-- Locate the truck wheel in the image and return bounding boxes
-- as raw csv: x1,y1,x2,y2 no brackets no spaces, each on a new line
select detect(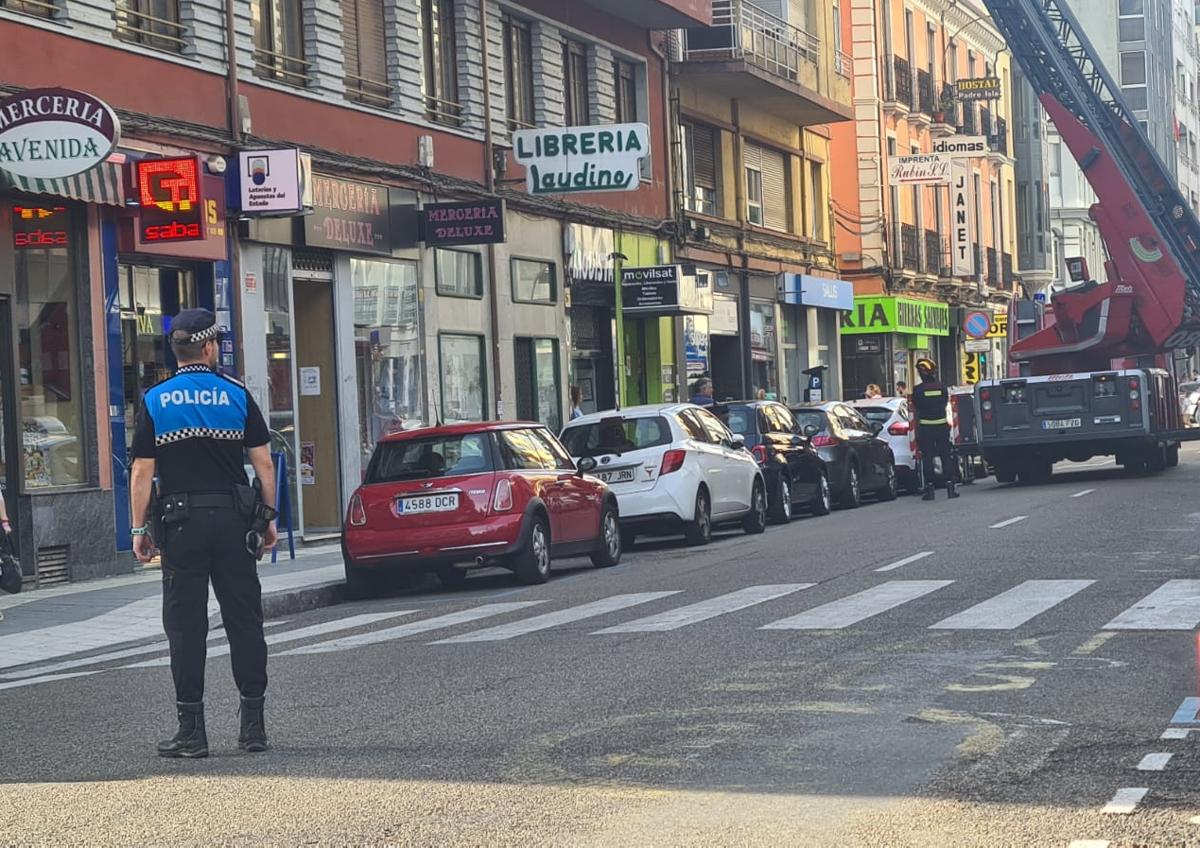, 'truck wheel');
1148,447,1168,473
1167,445,1181,468
994,465,1017,484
